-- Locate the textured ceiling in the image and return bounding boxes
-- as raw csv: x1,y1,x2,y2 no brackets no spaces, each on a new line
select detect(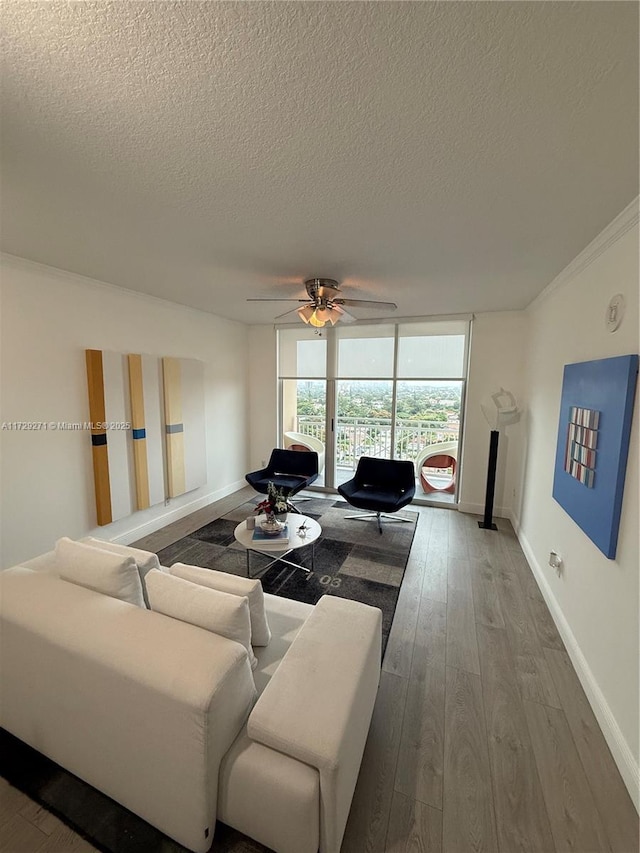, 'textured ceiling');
1,1,638,324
